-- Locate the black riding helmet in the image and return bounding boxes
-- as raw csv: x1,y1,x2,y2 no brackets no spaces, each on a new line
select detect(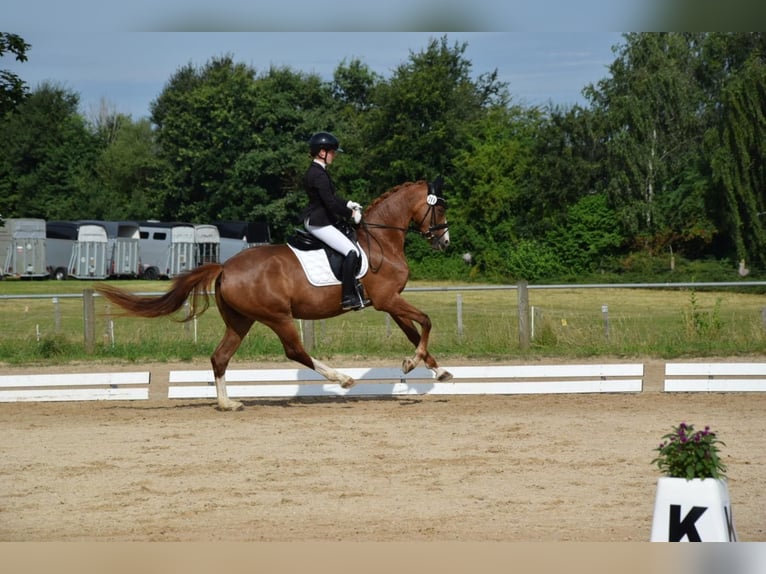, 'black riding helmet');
309,132,343,156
